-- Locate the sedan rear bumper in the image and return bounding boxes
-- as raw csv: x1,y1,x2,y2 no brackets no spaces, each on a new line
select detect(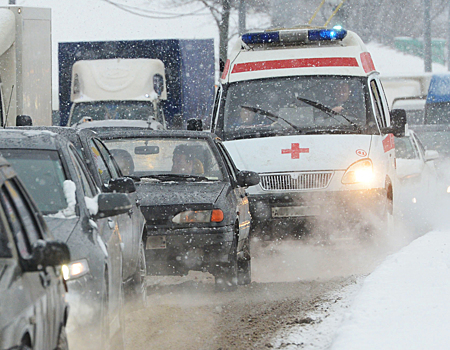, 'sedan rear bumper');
144,225,235,275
